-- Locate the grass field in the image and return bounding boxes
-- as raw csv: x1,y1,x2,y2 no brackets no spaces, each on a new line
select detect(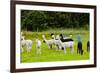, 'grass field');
21,28,90,63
